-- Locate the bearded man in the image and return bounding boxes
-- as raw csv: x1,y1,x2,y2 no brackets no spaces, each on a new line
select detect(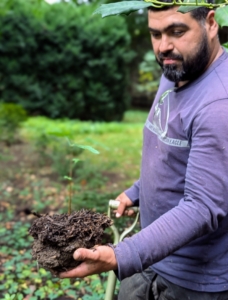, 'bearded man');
60,3,228,299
